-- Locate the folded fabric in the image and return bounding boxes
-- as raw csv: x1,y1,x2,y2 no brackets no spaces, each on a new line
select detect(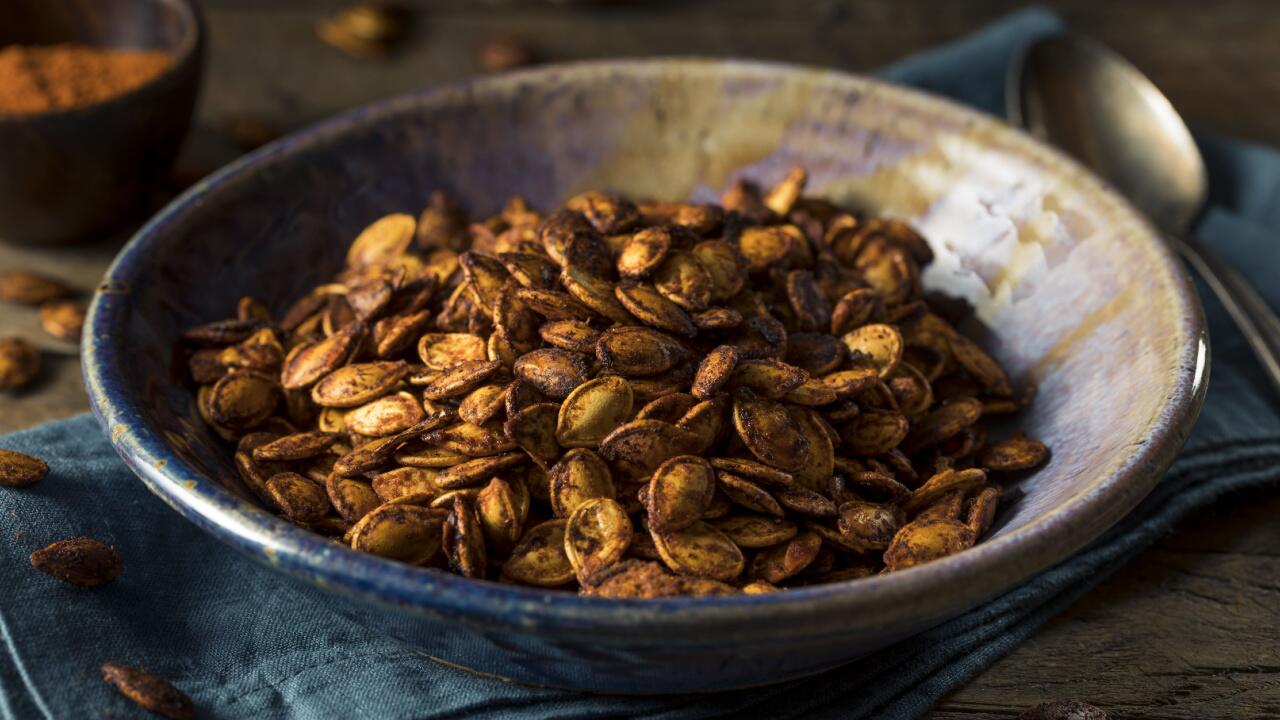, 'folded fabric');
3,7,1278,719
